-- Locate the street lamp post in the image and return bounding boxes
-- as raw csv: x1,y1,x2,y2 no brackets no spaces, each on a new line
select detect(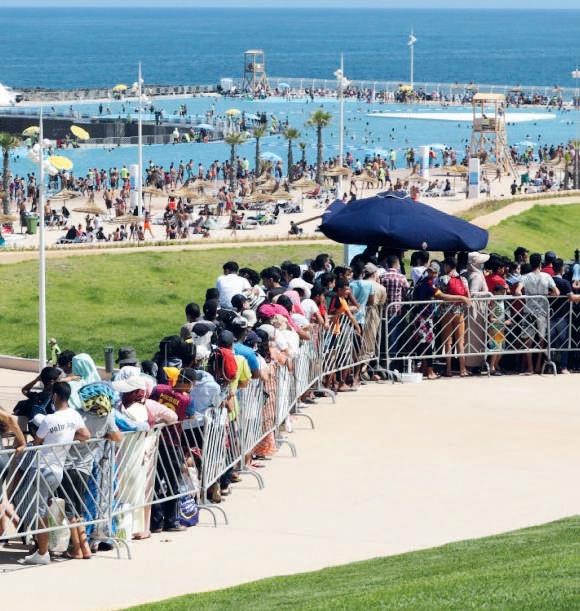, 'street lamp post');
408,30,417,90
137,62,143,218
572,68,580,189
334,55,349,199
38,107,47,370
